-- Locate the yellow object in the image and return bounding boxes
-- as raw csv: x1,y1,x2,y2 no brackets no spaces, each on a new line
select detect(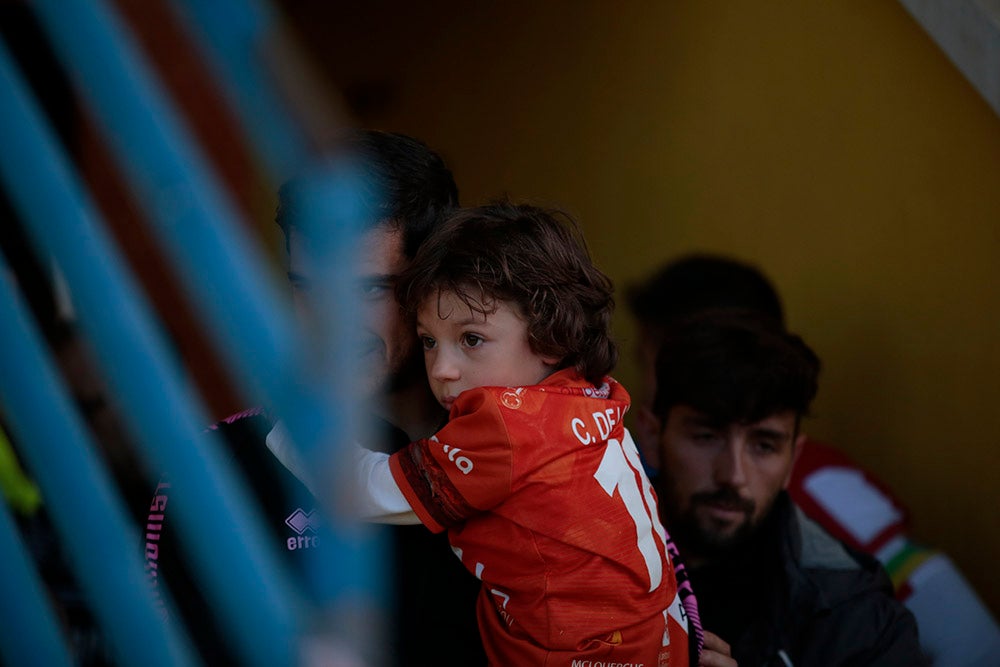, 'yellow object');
0,424,42,516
